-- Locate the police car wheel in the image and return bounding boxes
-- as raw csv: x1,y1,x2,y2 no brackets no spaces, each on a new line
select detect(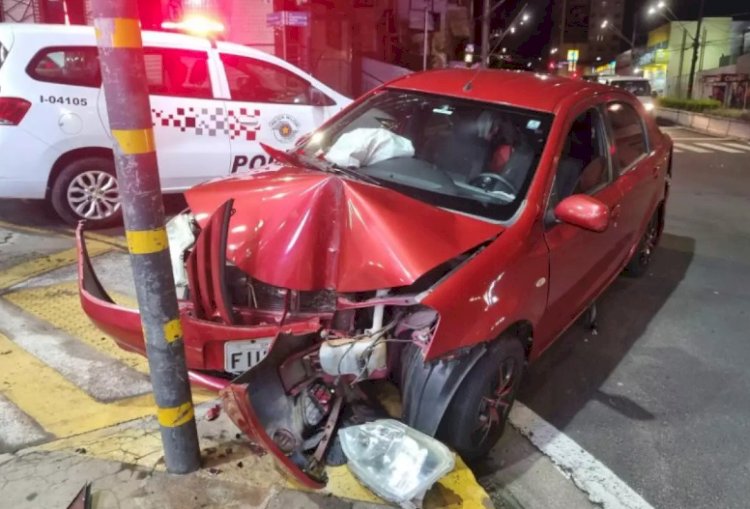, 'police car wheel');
51,157,122,229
